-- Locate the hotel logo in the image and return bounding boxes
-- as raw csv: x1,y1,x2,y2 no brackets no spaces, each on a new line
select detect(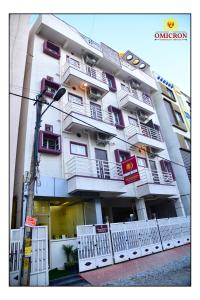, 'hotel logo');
154,18,187,40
